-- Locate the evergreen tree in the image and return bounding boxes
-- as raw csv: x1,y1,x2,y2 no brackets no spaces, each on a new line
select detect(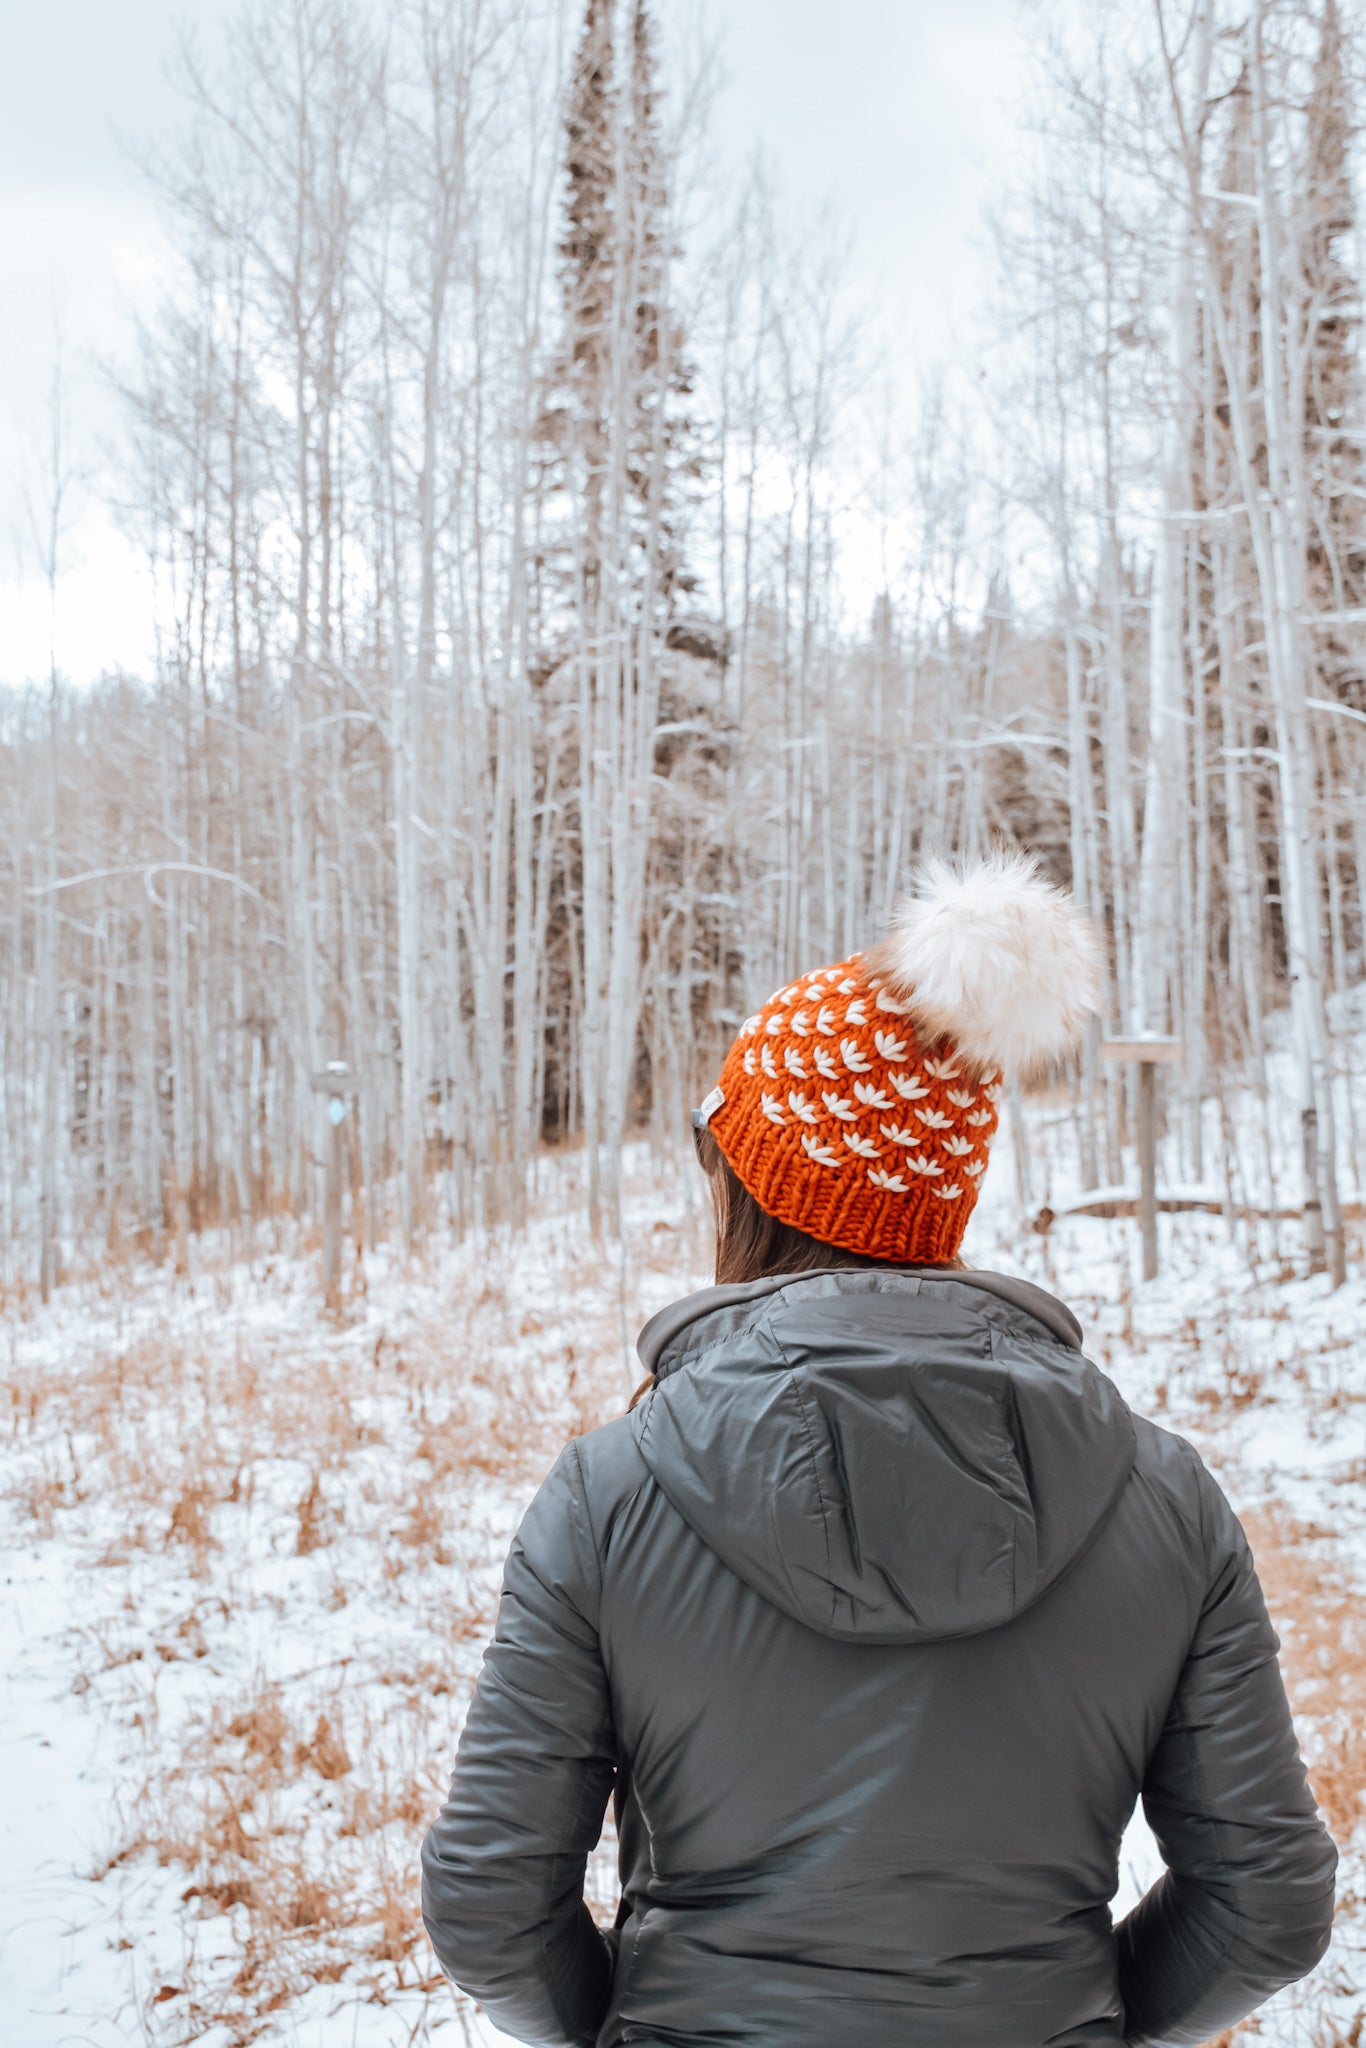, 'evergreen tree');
531,0,697,663
531,0,615,636
620,0,700,617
